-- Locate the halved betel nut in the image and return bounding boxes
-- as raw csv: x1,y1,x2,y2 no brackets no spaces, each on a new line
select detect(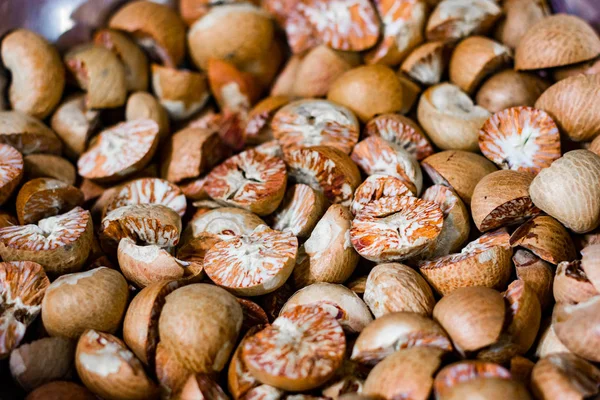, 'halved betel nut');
0,111,62,155
50,94,99,159
269,183,327,238
400,41,449,87
15,178,84,225
0,143,23,206
554,260,598,304
364,114,434,161
351,175,415,216
531,353,600,400
510,215,576,265
426,0,501,42
126,92,169,141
